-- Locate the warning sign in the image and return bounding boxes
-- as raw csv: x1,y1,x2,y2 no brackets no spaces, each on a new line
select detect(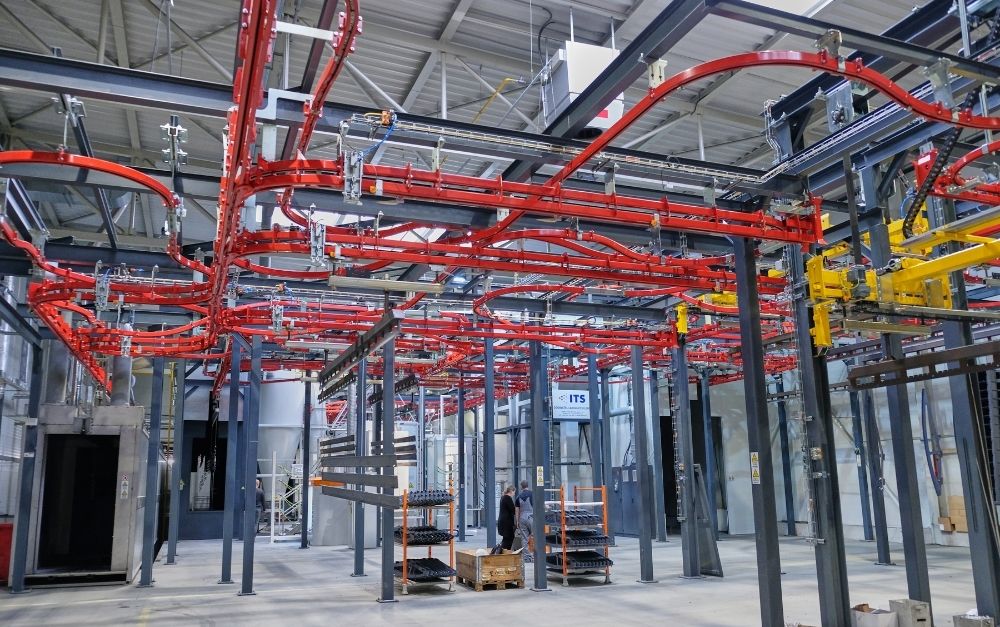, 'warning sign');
749,451,761,485
536,465,544,486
